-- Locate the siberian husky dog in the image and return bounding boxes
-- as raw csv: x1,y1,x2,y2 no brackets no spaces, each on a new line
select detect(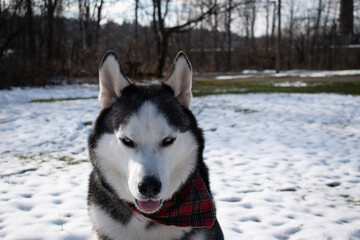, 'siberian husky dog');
87,51,224,240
